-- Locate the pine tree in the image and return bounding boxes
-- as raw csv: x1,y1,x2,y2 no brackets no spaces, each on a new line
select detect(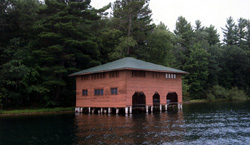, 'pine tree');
246,20,250,50
30,0,101,106
204,25,220,46
173,16,194,69
194,20,204,31
112,0,155,56
143,22,175,66
193,20,209,47
0,38,29,108
183,43,209,99
174,16,194,57
207,45,222,87
0,0,40,108
219,46,249,89
236,18,247,48
222,16,237,46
